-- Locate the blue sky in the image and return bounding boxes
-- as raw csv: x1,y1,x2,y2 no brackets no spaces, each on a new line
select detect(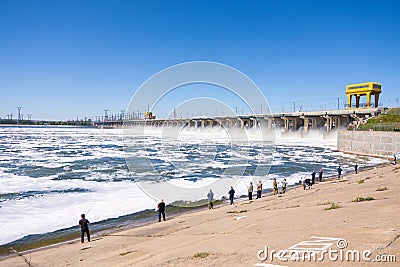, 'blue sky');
0,0,399,120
